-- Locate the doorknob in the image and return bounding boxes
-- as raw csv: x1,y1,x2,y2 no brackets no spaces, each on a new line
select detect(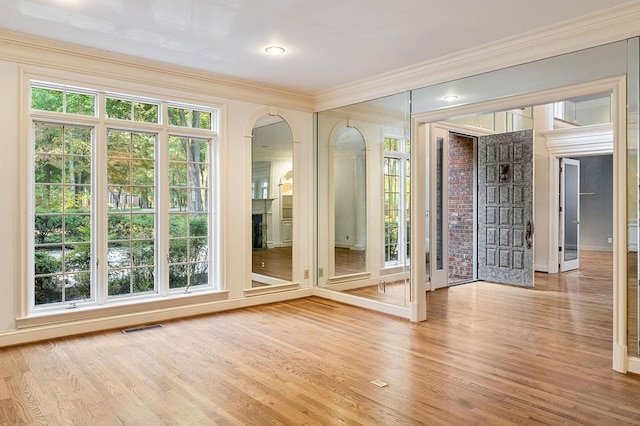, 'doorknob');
572,220,580,224
526,220,534,249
